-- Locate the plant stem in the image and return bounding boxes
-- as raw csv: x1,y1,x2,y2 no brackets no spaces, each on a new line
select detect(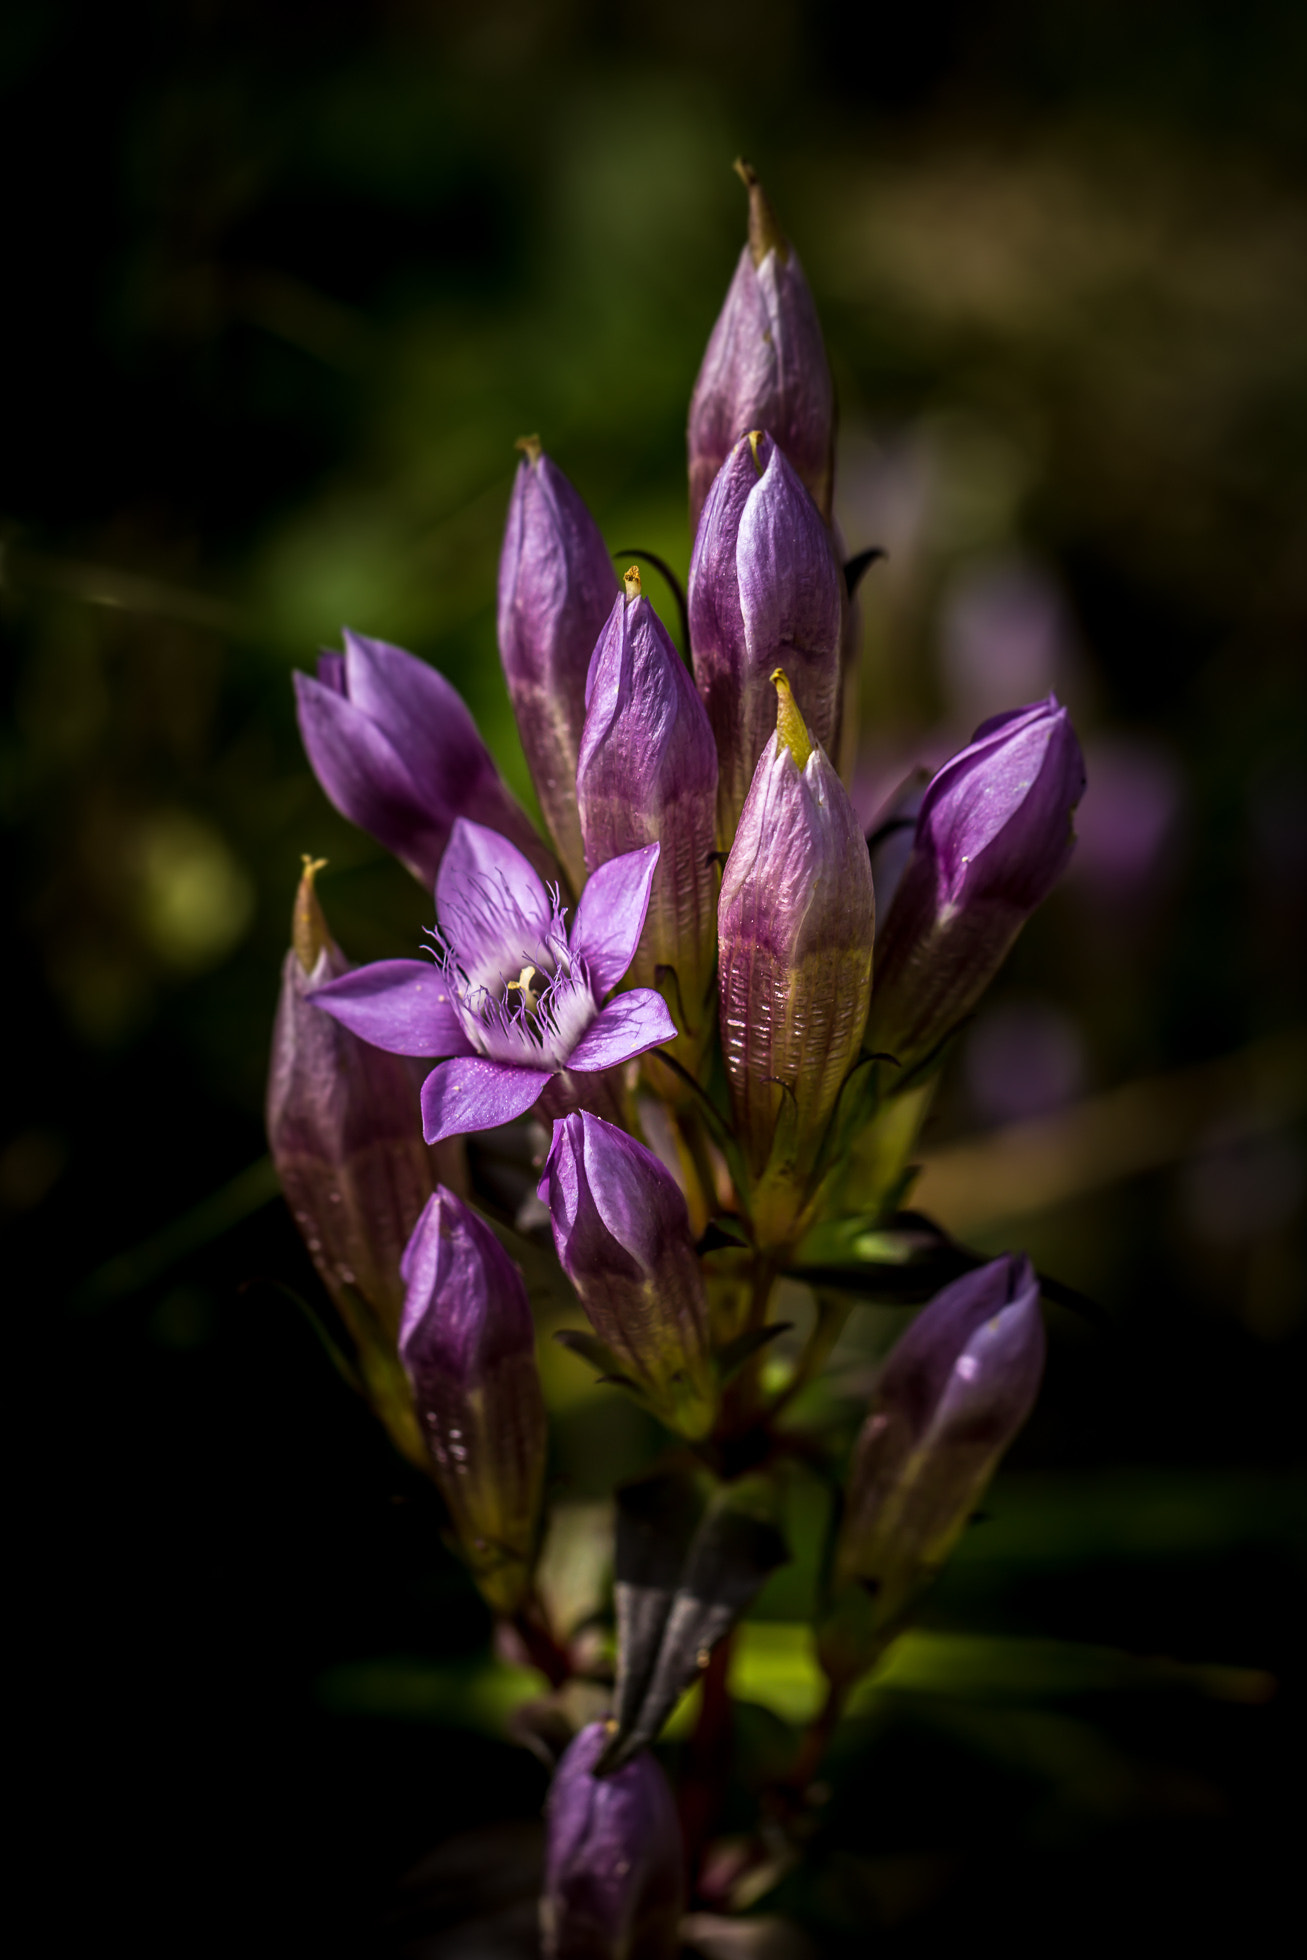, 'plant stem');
678,1632,736,1894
